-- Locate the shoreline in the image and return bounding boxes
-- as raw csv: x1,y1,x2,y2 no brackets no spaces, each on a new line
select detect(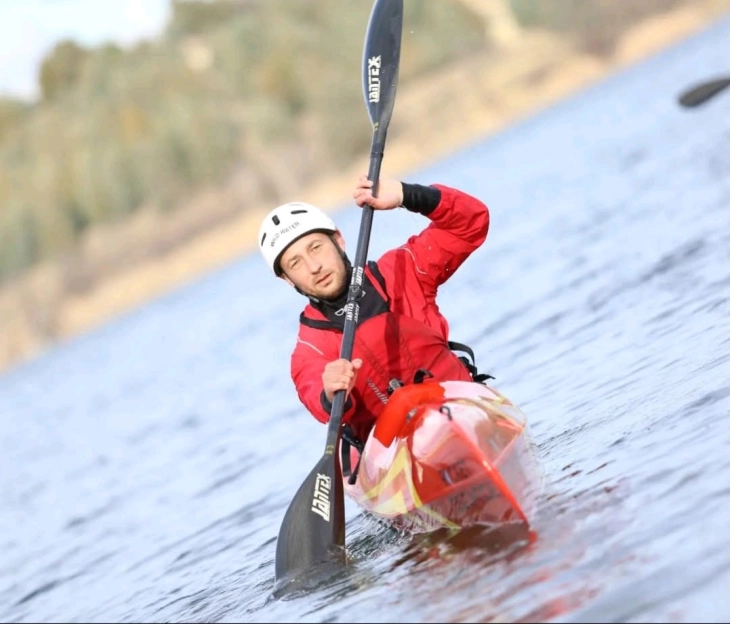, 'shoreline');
1,1,728,376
